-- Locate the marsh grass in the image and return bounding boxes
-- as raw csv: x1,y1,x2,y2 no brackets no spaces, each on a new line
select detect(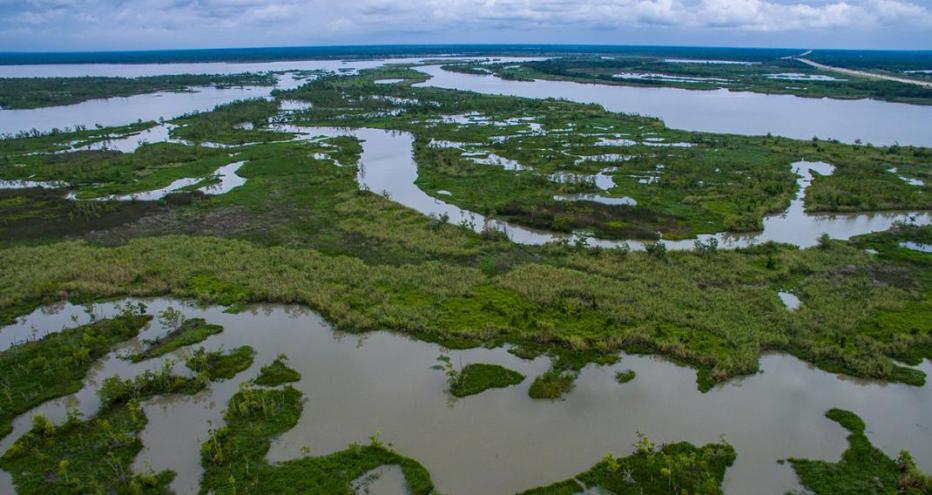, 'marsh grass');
0,306,151,439
0,363,204,495
200,384,436,494
788,409,932,494
520,434,736,494
127,317,223,362
254,355,301,386
185,346,255,381
446,362,525,397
